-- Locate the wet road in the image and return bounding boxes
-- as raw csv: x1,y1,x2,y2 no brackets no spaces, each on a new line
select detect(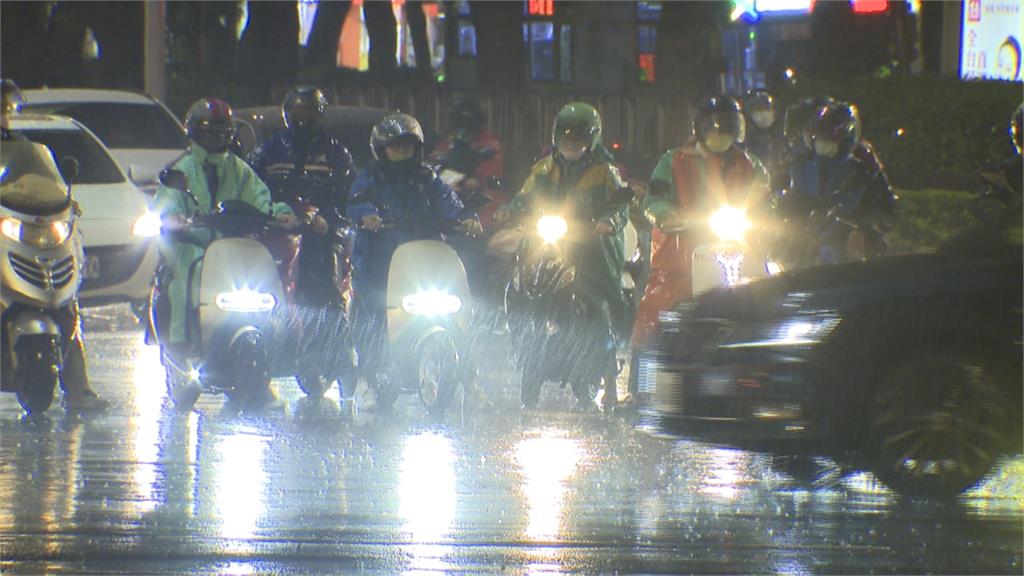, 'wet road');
1,306,1022,575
